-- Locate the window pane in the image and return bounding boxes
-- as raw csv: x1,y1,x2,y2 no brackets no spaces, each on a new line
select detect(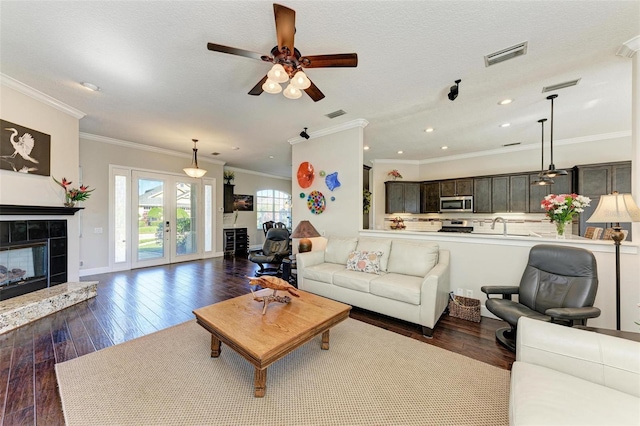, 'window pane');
204,184,212,252
114,175,127,263
256,189,291,229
